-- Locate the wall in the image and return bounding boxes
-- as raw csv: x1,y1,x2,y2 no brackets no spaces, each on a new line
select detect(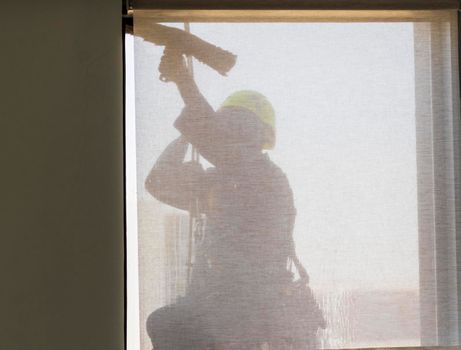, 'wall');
0,1,124,349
